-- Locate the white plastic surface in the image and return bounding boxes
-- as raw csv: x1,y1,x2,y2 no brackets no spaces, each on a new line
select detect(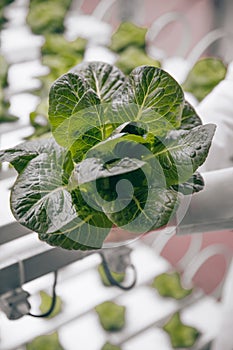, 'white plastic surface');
197,61,233,171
